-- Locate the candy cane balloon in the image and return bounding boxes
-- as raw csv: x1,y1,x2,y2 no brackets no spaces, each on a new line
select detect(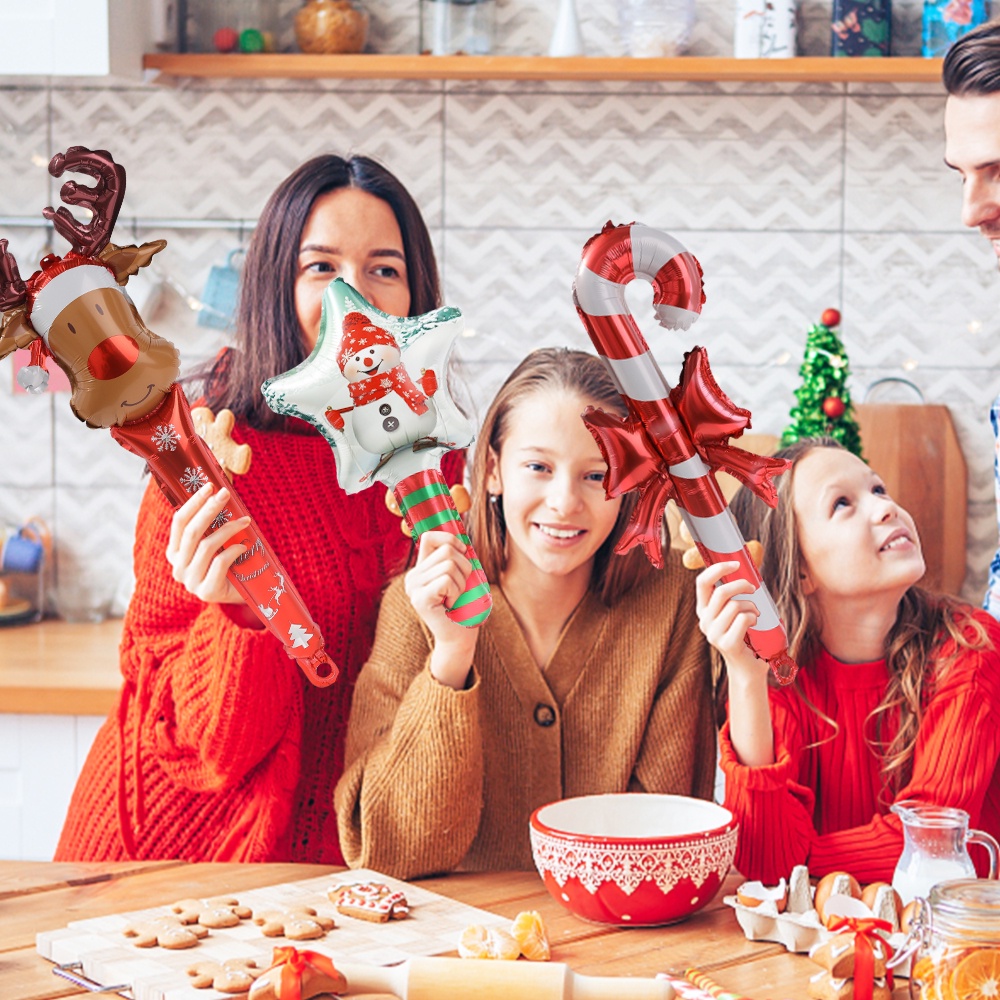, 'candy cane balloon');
573,221,798,685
